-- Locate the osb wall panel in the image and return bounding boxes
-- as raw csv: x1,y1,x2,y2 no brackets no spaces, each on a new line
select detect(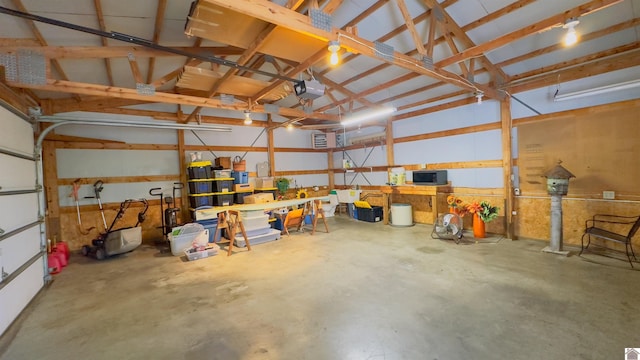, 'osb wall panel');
58,202,183,250
514,197,640,249
444,193,506,234
518,106,639,196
